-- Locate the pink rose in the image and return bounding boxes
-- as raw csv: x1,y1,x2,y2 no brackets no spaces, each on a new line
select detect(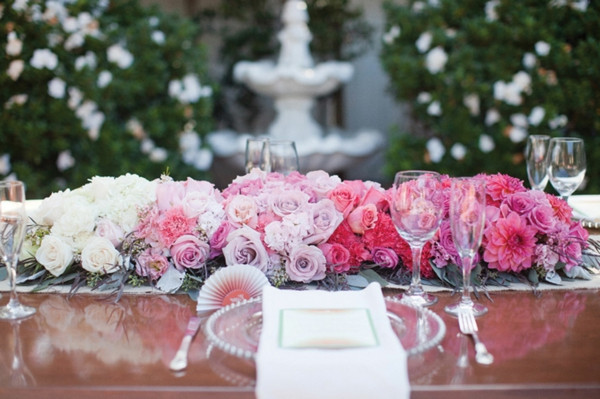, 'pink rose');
285,244,327,283
170,235,210,271
269,189,309,217
319,243,351,272
328,182,360,217
371,247,399,269
156,180,186,211
95,218,125,246
225,195,258,227
347,204,378,234
527,205,556,234
360,185,388,212
305,170,342,199
209,221,234,258
136,248,169,280
223,226,270,272
504,192,536,215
